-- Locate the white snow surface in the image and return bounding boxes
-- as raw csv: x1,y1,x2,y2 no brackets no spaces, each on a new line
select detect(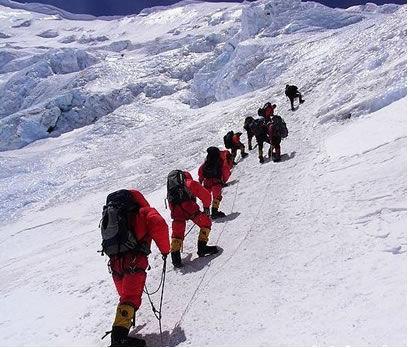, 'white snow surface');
0,0,406,346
